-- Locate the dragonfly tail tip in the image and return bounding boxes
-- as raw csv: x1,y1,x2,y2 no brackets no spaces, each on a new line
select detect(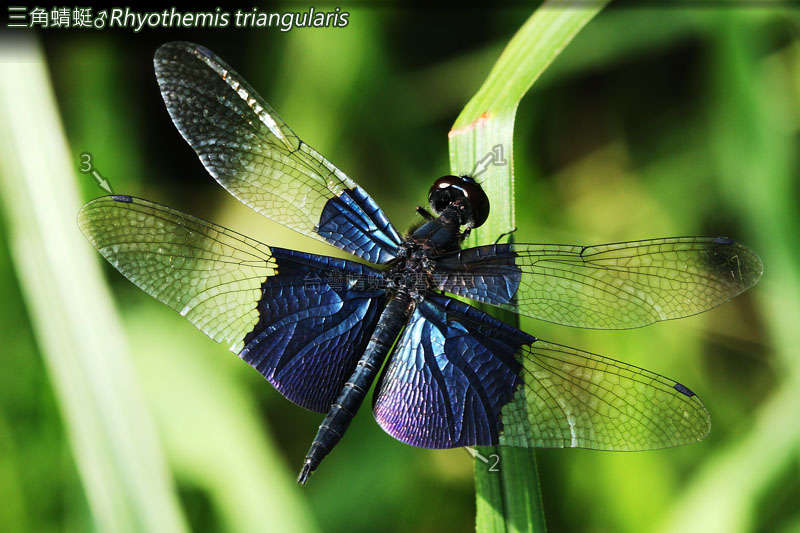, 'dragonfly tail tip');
297,462,314,486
